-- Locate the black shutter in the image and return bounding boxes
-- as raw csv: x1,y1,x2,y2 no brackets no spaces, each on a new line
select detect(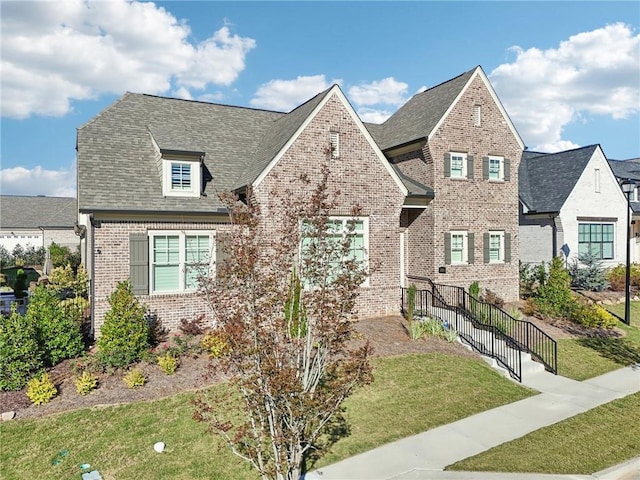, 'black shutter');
467,155,474,179
504,159,511,181
130,233,149,295
505,233,512,263
444,232,451,265
482,157,489,180
444,152,451,178
483,232,490,263
467,233,475,264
